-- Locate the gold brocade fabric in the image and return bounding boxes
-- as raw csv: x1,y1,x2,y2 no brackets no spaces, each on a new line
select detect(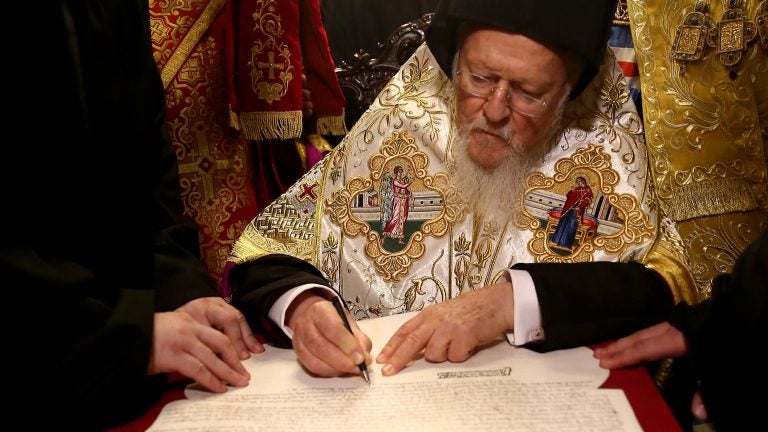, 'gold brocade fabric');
150,0,258,282
230,44,658,318
628,0,768,299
